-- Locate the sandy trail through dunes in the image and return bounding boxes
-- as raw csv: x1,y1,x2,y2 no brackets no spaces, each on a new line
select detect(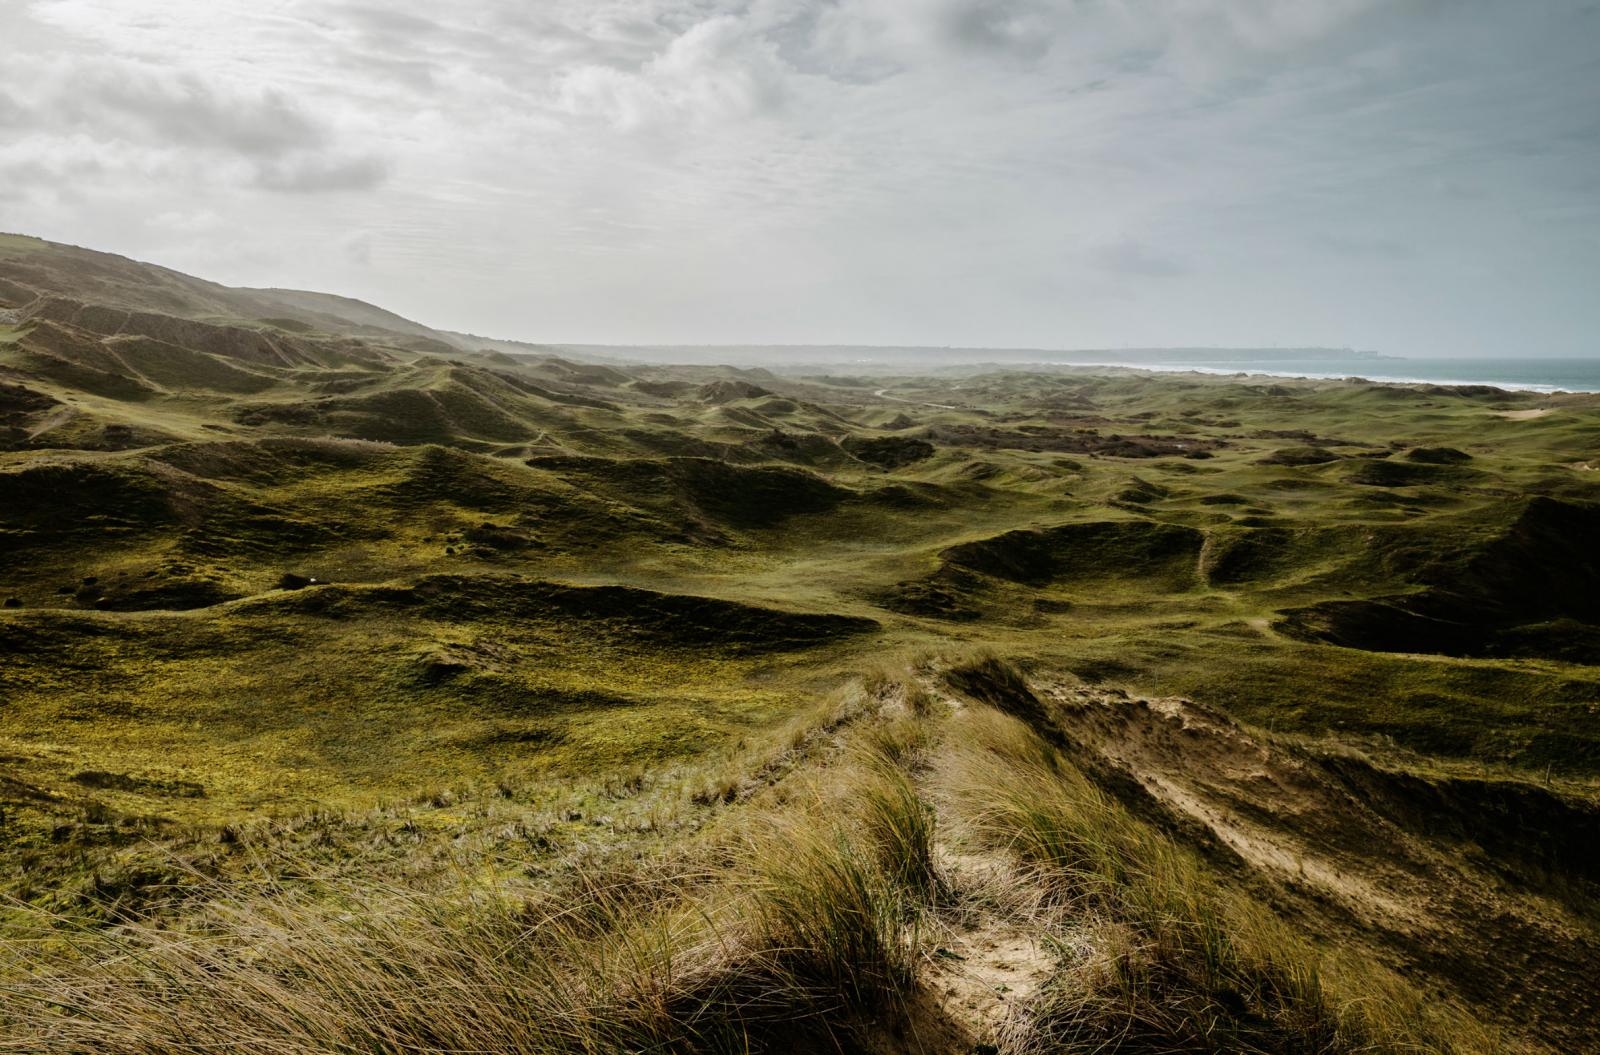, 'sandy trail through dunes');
873,387,958,410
